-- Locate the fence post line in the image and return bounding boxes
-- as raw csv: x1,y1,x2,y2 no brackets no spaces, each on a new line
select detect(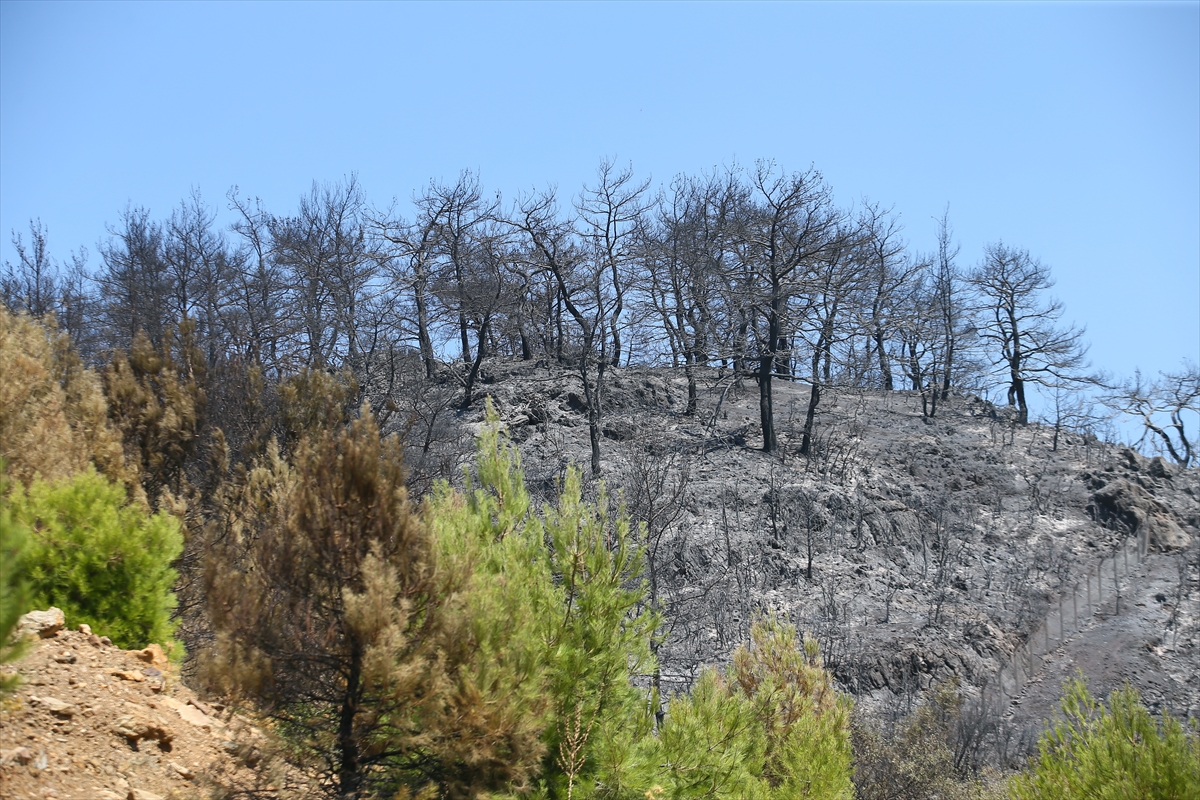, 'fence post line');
1114,557,1119,613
